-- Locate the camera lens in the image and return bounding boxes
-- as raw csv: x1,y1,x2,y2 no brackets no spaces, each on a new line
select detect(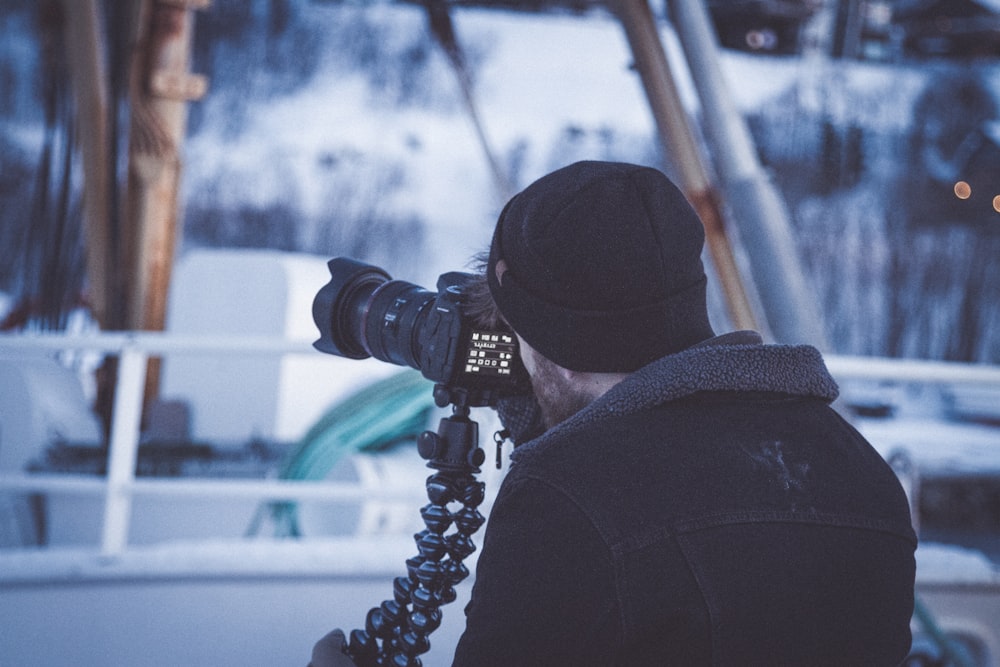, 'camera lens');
359,279,435,369
313,258,435,369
